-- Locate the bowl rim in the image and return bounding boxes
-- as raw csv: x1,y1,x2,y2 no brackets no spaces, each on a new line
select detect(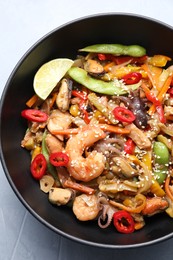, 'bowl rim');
1,12,173,249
